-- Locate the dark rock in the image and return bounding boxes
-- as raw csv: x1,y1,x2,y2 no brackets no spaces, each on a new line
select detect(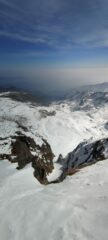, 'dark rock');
0,133,54,185
32,139,54,184
39,109,56,118
11,135,33,169
56,137,108,183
